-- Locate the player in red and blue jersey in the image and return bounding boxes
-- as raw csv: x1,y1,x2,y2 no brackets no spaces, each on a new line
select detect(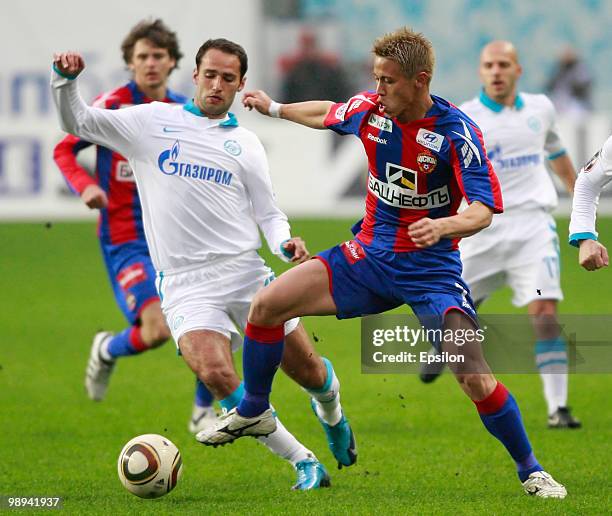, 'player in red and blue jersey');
199,27,568,498
53,19,215,431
